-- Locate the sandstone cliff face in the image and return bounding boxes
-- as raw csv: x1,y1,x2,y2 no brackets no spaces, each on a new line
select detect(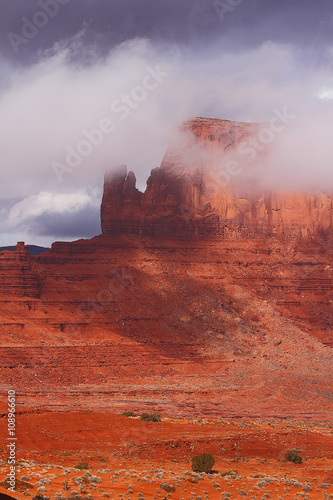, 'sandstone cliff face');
101,117,333,239
0,235,332,417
